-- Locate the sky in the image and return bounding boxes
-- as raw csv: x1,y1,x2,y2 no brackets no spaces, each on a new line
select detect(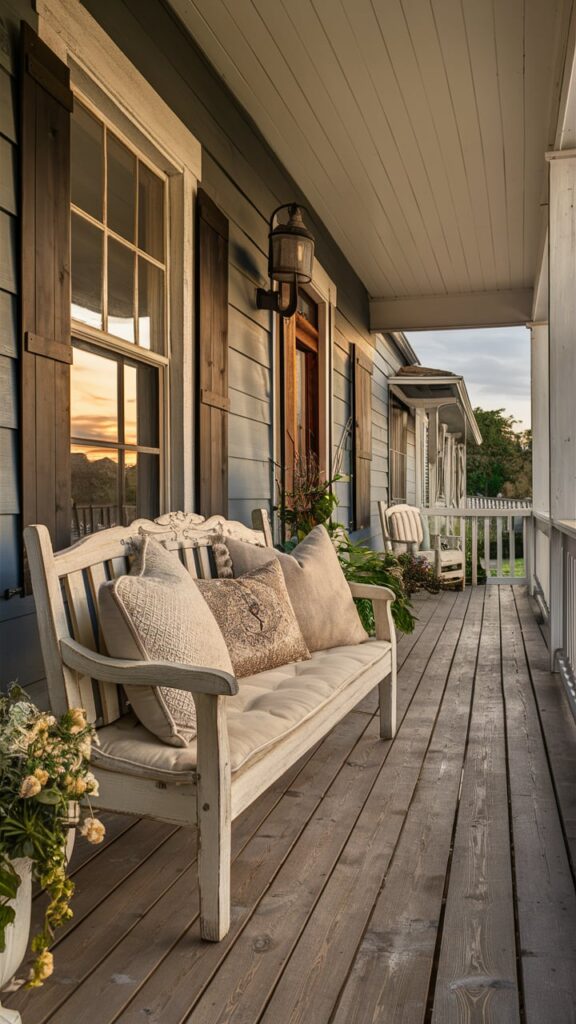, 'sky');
406,326,531,431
